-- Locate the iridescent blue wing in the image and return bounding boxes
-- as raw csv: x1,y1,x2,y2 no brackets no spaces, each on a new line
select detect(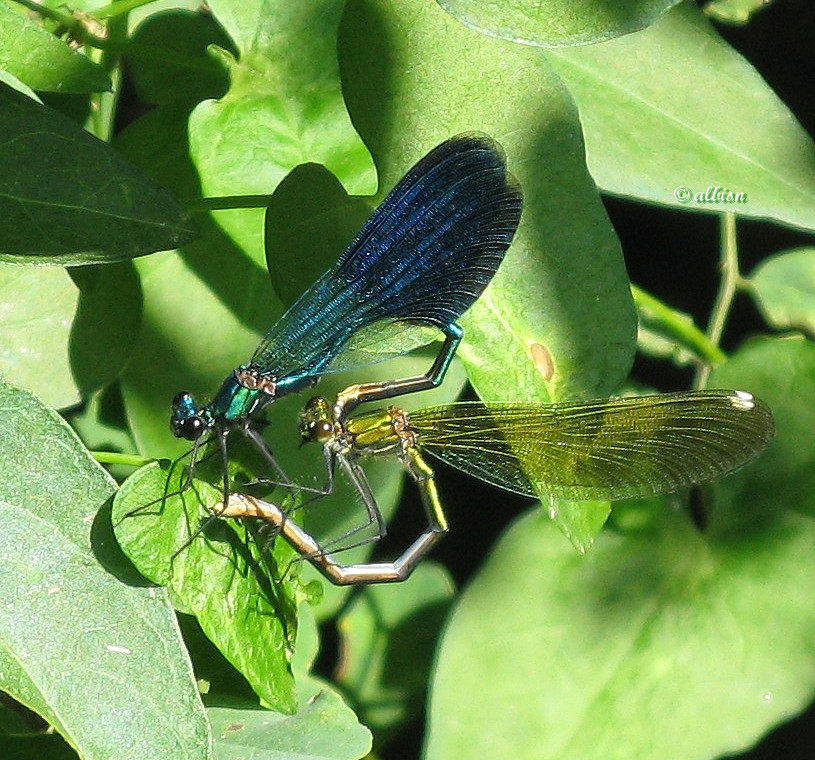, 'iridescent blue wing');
250,133,522,387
